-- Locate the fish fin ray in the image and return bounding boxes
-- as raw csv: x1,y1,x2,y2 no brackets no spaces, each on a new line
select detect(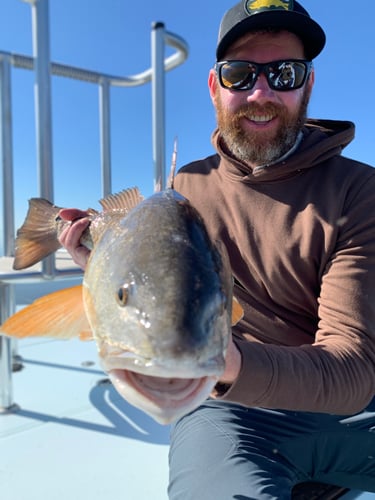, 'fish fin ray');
13,198,62,270
99,188,144,213
0,285,92,340
86,208,100,217
79,330,94,341
166,137,178,190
